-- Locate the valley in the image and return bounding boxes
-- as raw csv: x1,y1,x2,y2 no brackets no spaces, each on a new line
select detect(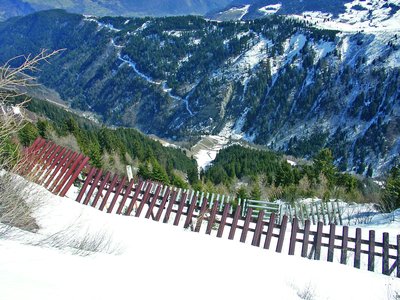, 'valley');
0,6,399,176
